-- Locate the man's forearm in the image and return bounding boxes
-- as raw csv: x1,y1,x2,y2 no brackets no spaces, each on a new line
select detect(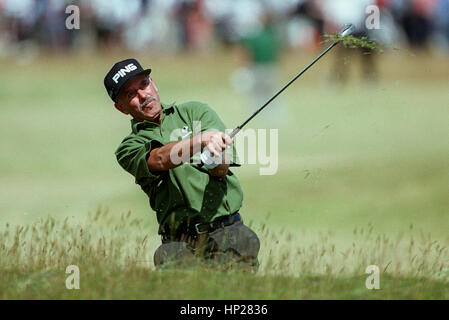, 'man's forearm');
148,135,202,171
148,131,232,176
